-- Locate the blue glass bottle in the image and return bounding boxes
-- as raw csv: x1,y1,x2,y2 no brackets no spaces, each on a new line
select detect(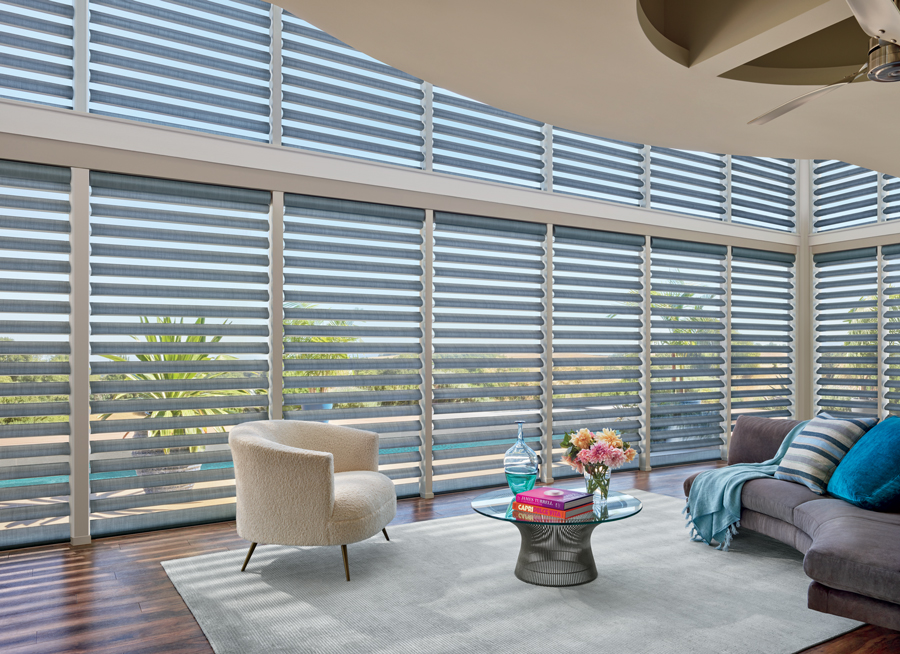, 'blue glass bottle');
504,420,538,494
